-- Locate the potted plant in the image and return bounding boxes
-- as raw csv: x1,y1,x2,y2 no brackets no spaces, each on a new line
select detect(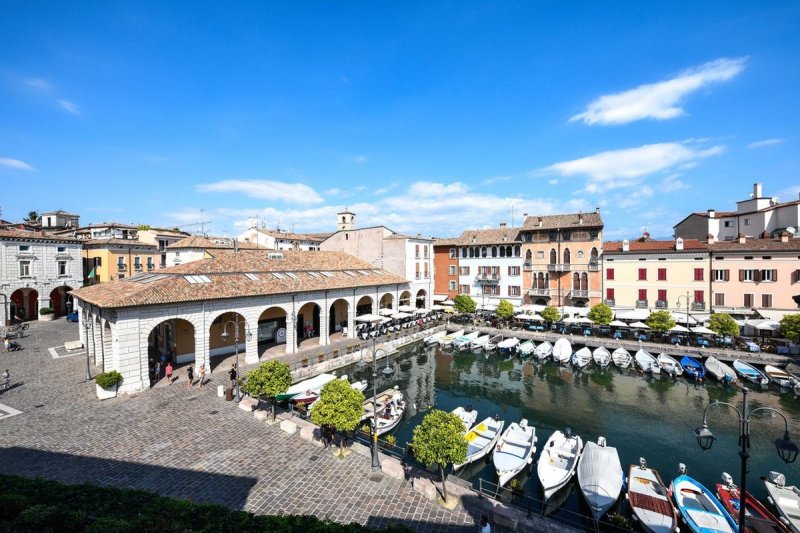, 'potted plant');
318,352,325,363
94,370,123,399
345,344,352,354
38,307,55,322
301,357,309,368
333,348,340,357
